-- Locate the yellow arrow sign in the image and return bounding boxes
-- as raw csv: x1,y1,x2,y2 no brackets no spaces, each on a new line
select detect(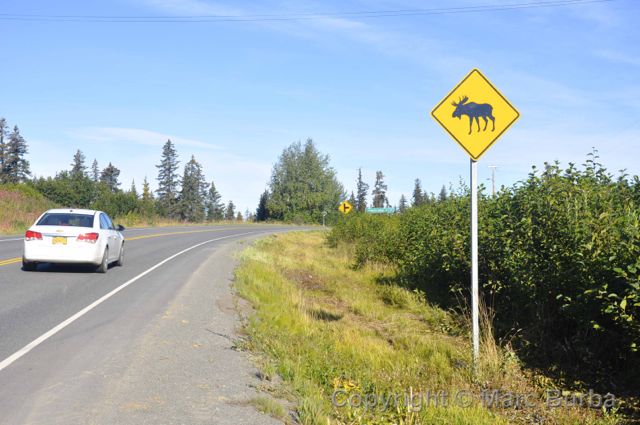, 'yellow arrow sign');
338,200,353,214
431,69,519,160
